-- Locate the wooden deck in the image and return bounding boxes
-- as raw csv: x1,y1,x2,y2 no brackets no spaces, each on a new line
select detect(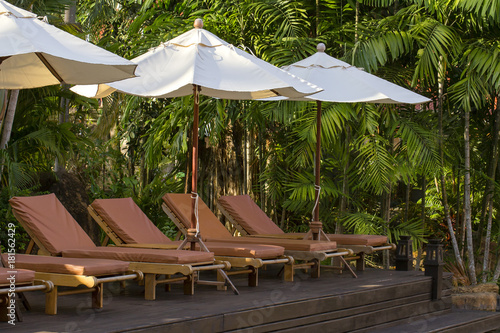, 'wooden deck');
2,267,500,332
